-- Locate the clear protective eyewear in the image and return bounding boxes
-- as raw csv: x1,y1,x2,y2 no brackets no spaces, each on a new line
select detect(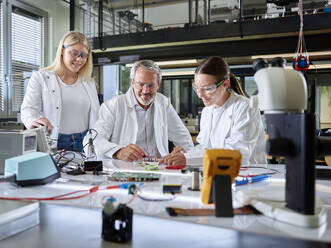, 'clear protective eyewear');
134,81,158,90
64,45,89,60
192,79,226,95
